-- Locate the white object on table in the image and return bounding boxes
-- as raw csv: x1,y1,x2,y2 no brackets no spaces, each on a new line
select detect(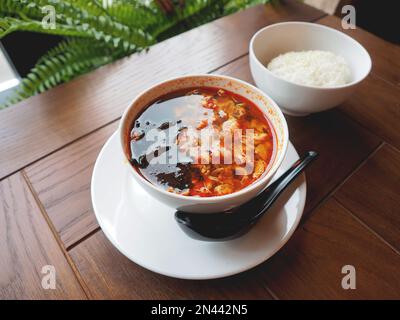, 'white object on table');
91,132,306,280
249,22,371,116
